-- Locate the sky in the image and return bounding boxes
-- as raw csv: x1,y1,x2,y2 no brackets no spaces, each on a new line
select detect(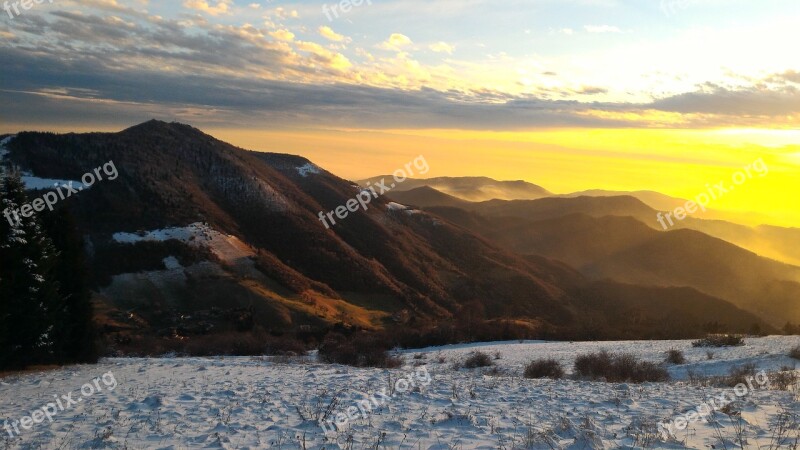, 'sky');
0,0,798,226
